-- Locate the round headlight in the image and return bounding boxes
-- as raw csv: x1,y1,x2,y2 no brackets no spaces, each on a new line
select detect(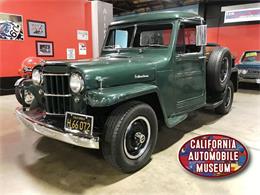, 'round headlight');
70,73,84,93
32,69,42,85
